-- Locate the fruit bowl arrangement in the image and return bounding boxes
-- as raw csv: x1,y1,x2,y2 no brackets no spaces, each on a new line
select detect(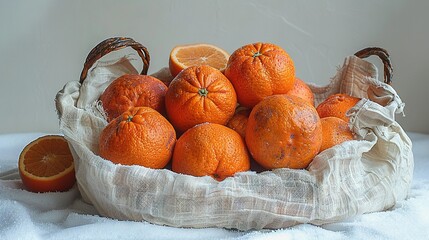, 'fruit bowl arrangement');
55,37,413,230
